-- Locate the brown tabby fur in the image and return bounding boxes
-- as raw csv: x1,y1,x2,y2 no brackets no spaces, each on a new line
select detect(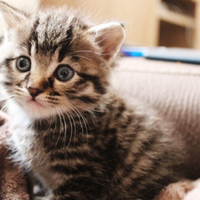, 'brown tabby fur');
0,2,185,200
